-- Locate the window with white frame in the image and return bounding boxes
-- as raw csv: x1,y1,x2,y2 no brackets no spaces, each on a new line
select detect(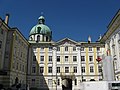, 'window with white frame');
57,56,60,62
97,47,100,51
73,56,77,62
57,67,60,73
81,66,85,73
48,79,52,86
33,56,36,61
73,47,76,51
74,79,77,85
65,56,68,62
49,56,52,62
89,56,93,62
32,79,35,85
40,56,44,62
57,79,60,85
65,46,68,51
90,66,94,73
49,47,52,51
40,67,44,73
41,47,44,51
48,67,52,73
32,66,36,73
98,66,102,73
73,67,77,73
81,56,85,62
57,47,60,51
65,67,69,73
89,47,92,51
81,47,84,51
